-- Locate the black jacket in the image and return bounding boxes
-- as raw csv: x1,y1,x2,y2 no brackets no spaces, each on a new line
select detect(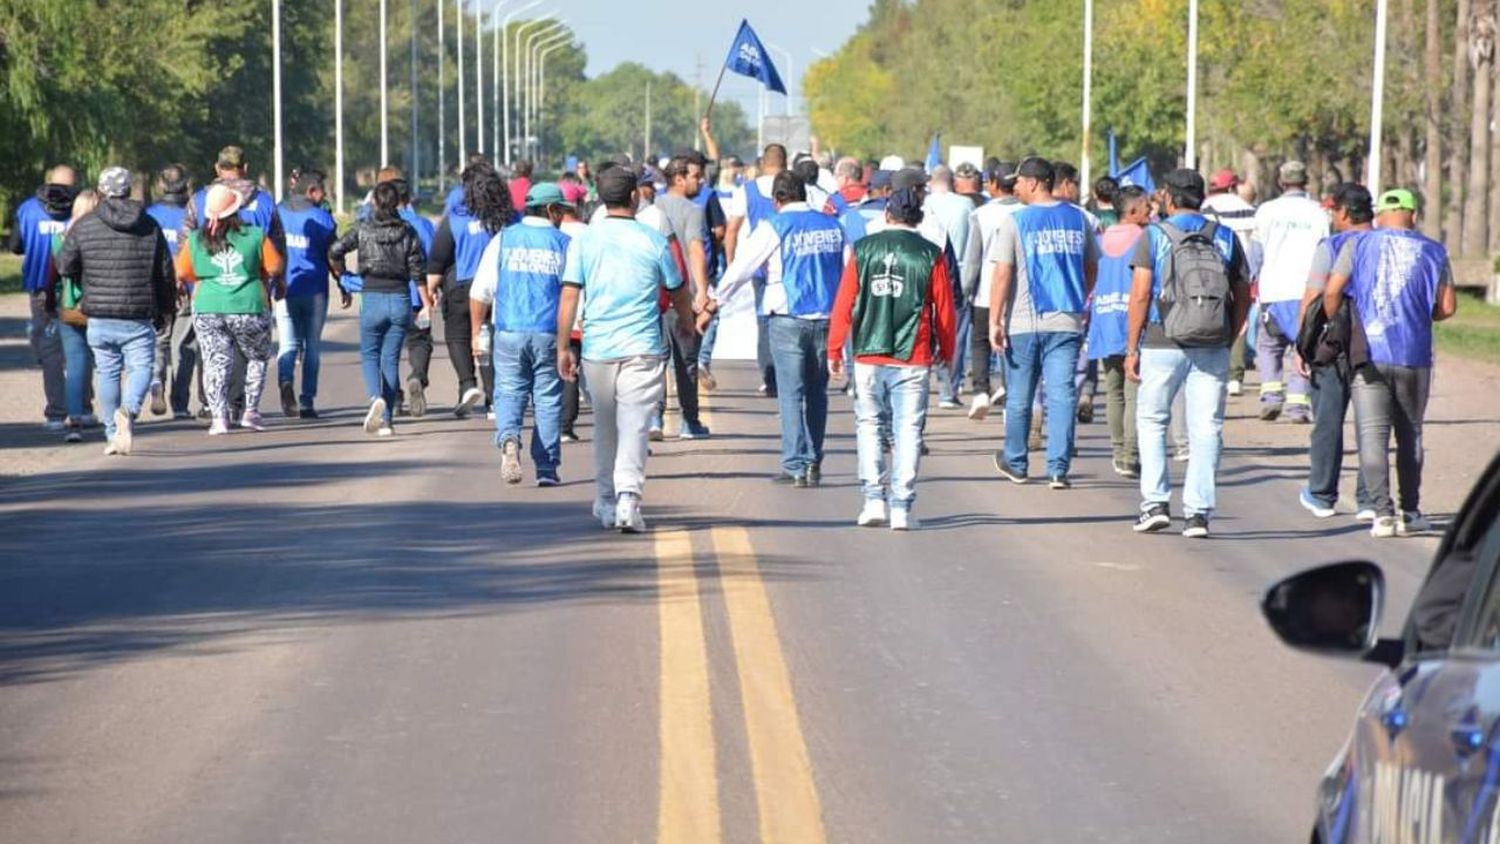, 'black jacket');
57,199,175,322
328,218,425,294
